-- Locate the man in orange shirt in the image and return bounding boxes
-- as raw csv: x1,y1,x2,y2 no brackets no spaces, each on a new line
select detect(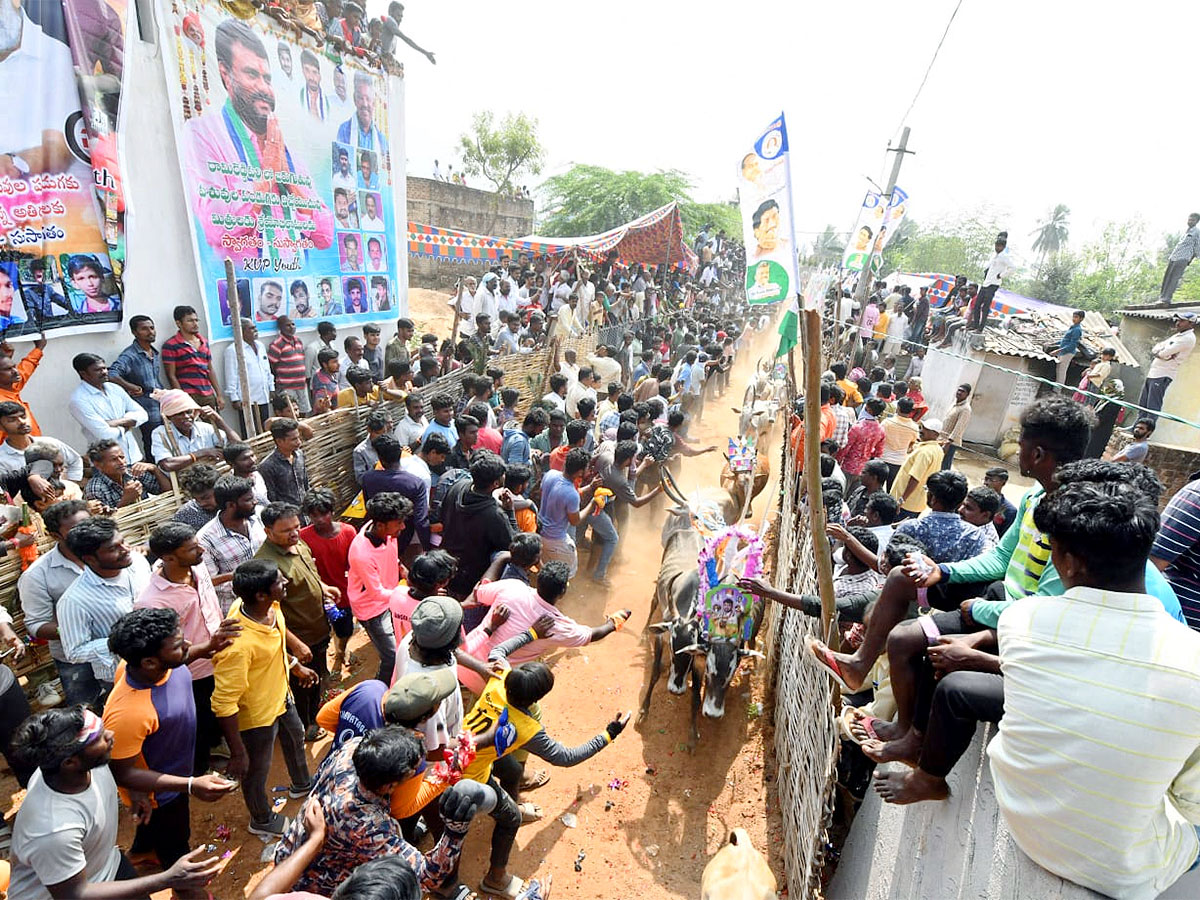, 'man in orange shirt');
790,383,837,467
0,337,47,443
549,419,589,472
